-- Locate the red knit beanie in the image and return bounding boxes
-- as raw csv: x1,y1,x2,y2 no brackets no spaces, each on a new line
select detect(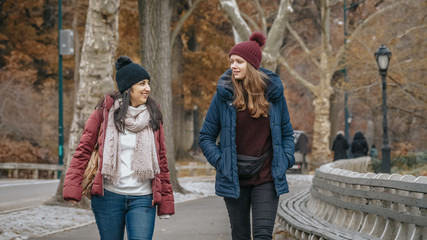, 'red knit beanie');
229,31,266,69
